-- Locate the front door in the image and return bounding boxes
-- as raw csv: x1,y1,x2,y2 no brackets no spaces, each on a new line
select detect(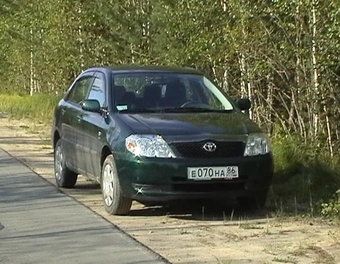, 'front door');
61,74,94,172
81,72,108,179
